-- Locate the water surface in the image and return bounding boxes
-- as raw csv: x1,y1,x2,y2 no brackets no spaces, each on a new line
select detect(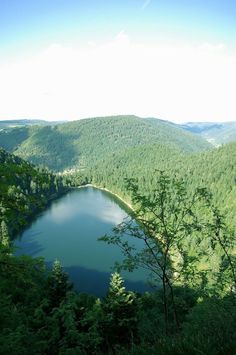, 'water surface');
15,187,149,296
